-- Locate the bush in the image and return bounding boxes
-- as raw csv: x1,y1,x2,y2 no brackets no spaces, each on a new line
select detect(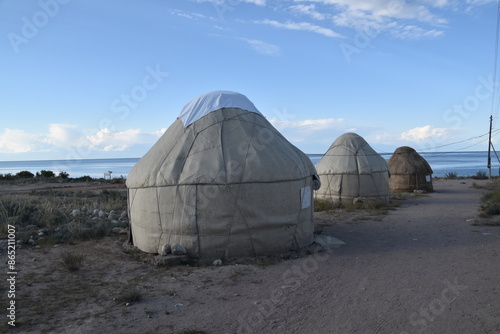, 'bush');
16,170,34,178
0,173,14,181
485,203,500,215
70,175,92,182
59,250,86,271
38,170,55,178
58,171,69,179
314,198,339,211
117,288,142,304
472,171,488,180
444,172,458,179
